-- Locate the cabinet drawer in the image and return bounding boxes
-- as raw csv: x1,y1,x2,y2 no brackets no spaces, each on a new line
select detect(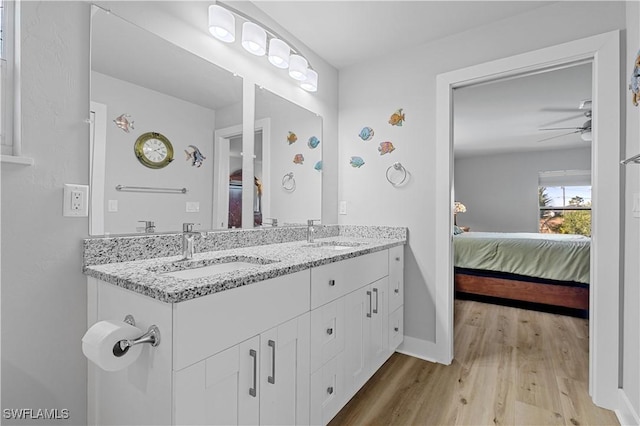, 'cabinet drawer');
389,306,404,351
173,270,311,371
311,250,388,309
310,298,345,373
388,245,404,313
310,353,344,426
